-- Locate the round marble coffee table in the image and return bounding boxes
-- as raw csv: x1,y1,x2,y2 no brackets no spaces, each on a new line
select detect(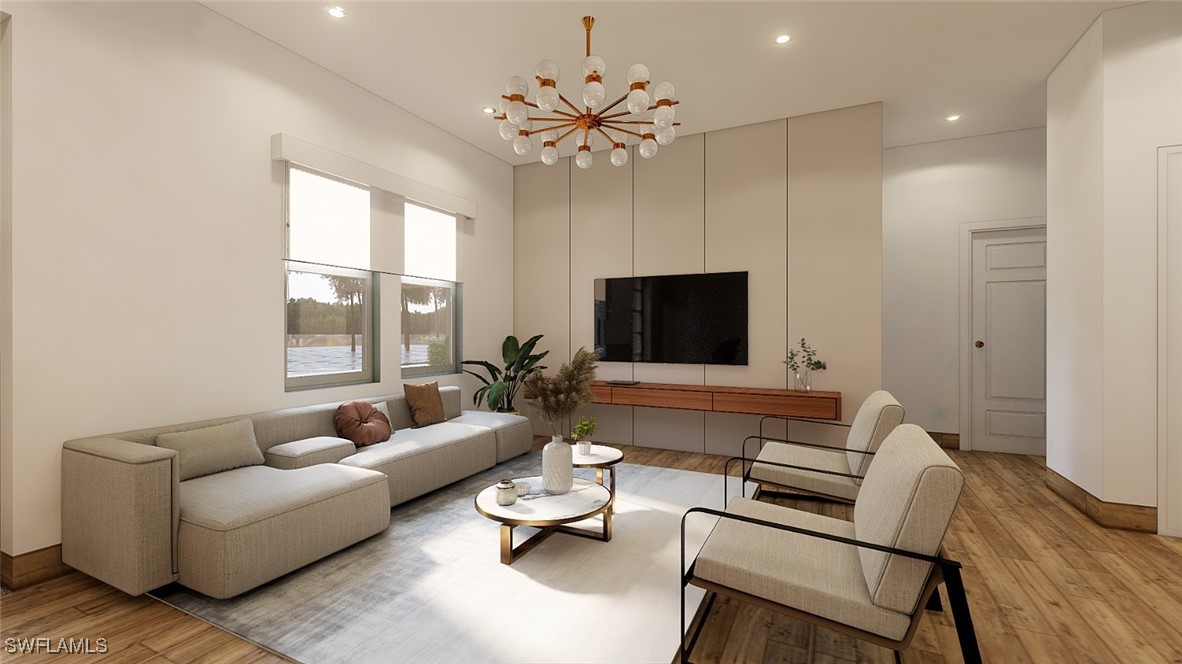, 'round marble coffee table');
475,476,612,564
572,444,624,515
